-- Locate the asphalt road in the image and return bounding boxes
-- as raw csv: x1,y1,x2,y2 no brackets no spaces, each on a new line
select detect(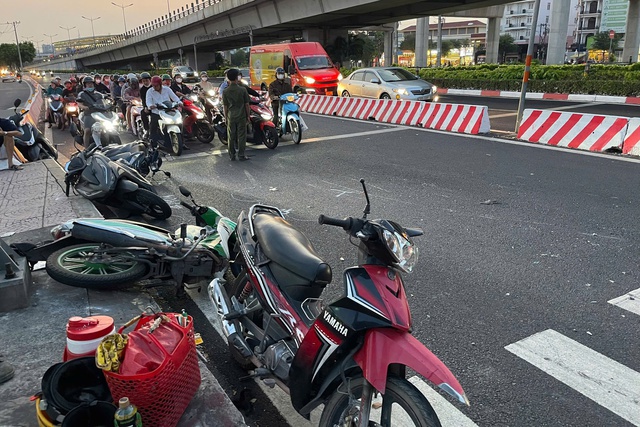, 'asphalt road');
7,78,640,426
0,80,32,118
75,114,640,427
